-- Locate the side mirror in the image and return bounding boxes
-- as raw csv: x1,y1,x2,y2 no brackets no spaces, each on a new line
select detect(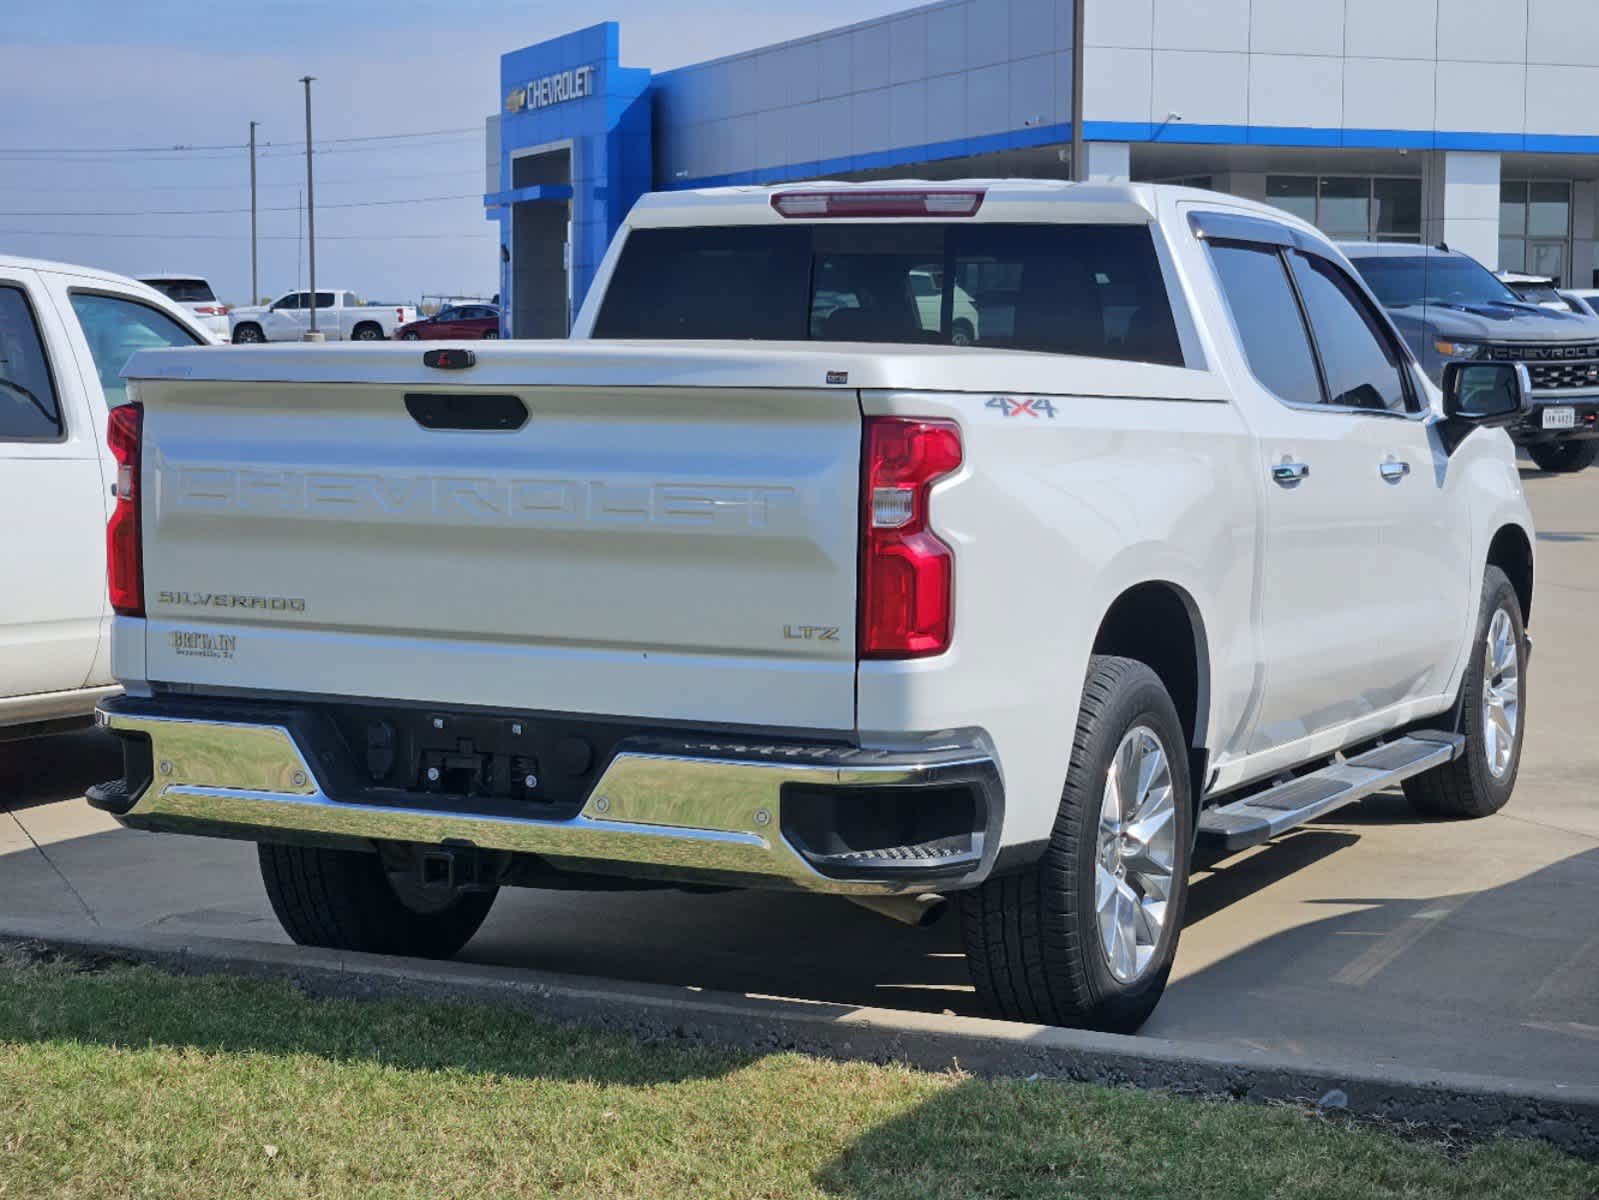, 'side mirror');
1441,361,1533,428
